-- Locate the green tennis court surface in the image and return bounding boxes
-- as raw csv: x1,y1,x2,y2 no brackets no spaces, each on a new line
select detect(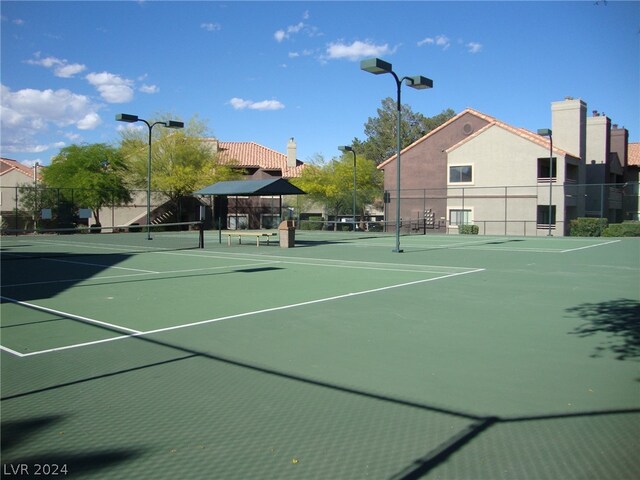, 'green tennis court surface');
2,231,639,479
